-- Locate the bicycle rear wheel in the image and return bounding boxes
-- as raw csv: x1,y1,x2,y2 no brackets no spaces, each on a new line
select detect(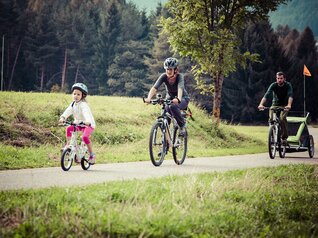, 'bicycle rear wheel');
172,126,187,165
81,148,90,170
61,148,73,171
308,135,315,158
278,141,286,158
268,125,276,159
278,127,286,158
149,122,166,166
